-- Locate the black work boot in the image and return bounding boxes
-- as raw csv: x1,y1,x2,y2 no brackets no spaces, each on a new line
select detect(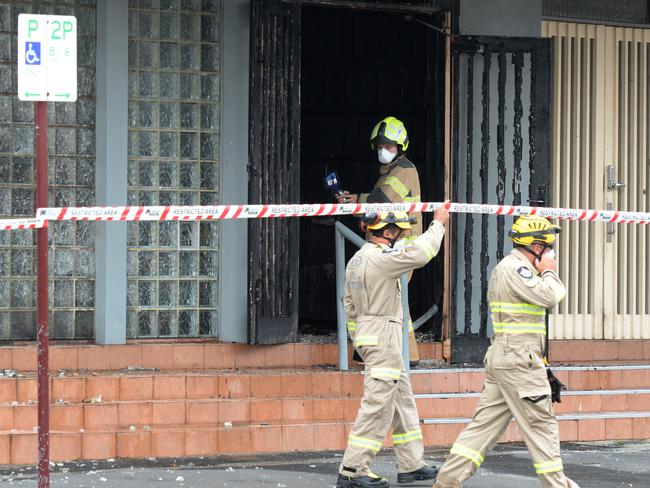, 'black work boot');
336,473,390,487
397,465,439,484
